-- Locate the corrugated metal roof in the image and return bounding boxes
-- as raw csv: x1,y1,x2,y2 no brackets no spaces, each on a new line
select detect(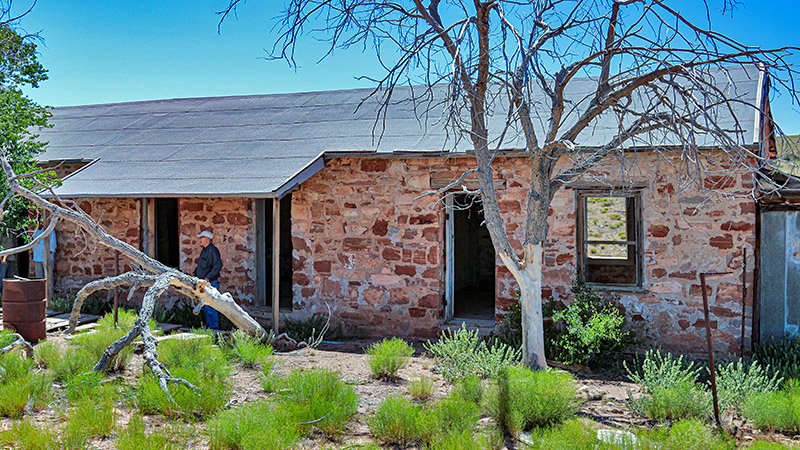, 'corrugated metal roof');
37,65,764,198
